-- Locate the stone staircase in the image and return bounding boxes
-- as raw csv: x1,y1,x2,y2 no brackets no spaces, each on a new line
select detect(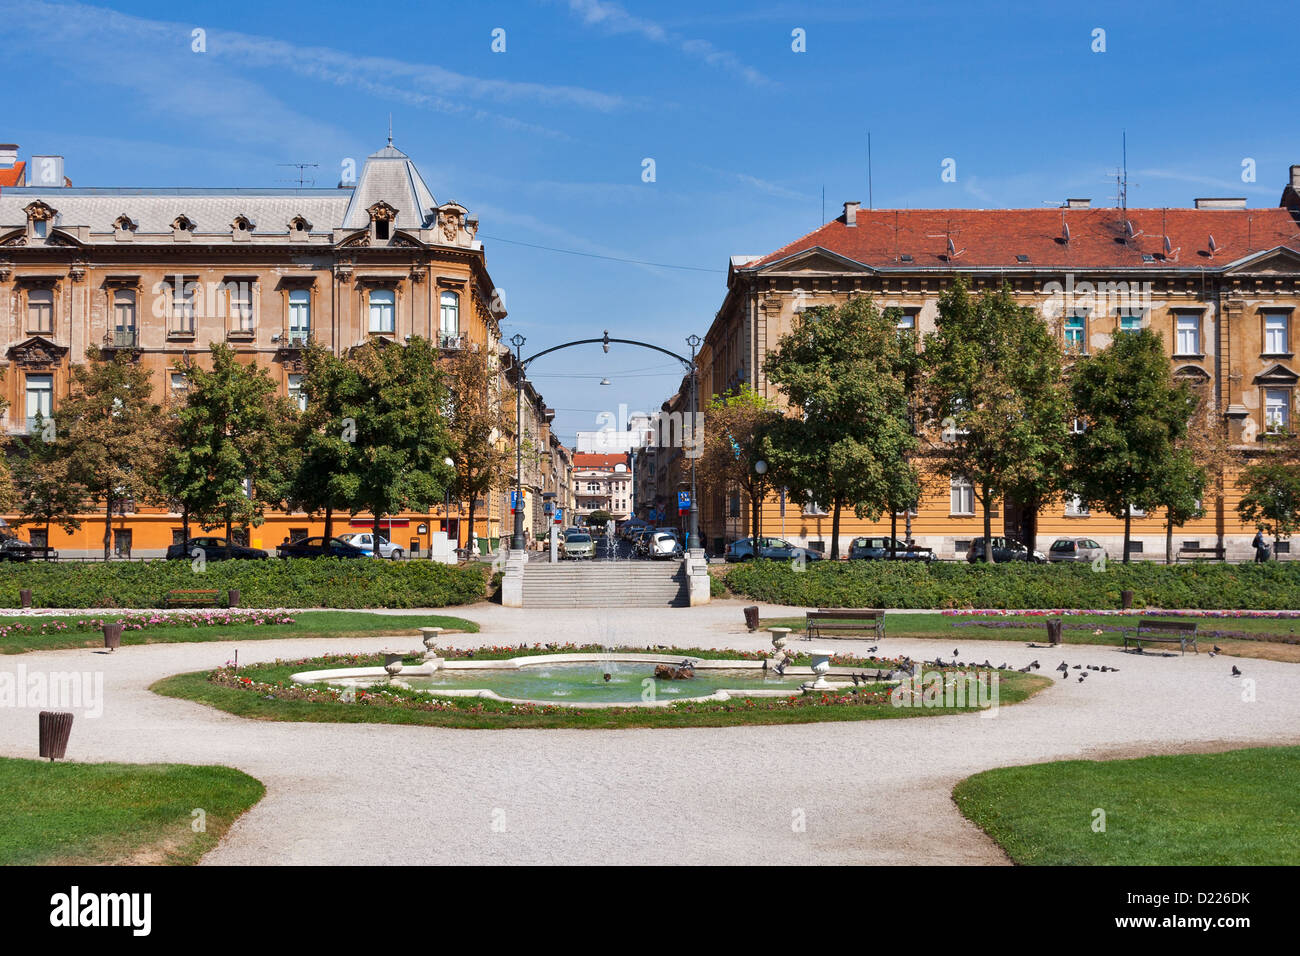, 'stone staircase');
520,559,689,608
